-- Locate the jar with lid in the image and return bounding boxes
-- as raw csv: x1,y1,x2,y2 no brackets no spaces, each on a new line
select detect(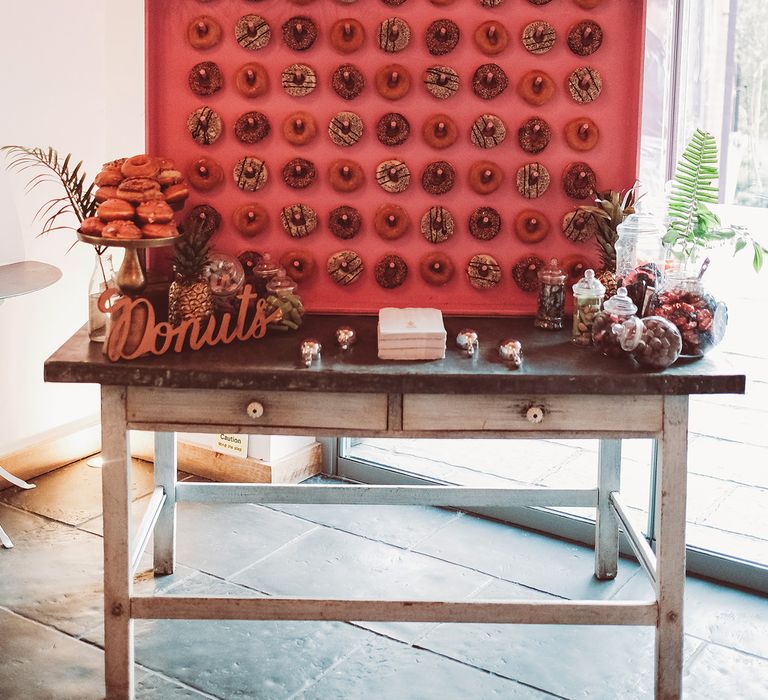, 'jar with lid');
618,315,683,370
591,287,637,357
266,269,298,299
535,258,566,330
250,253,281,298
615,207,665,313
205,253,245,316
646,255,728,358
572,269,605,346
